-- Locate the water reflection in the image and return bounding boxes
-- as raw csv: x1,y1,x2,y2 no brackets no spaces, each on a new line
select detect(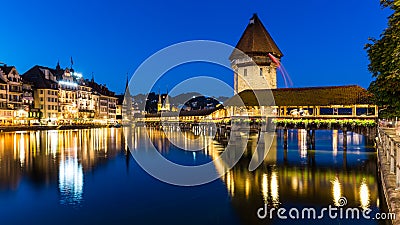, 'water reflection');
360,178,370,210
0,127,385,225
332,176,342,206
59,157,83,205
0,128,123,206
215,129,380,225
